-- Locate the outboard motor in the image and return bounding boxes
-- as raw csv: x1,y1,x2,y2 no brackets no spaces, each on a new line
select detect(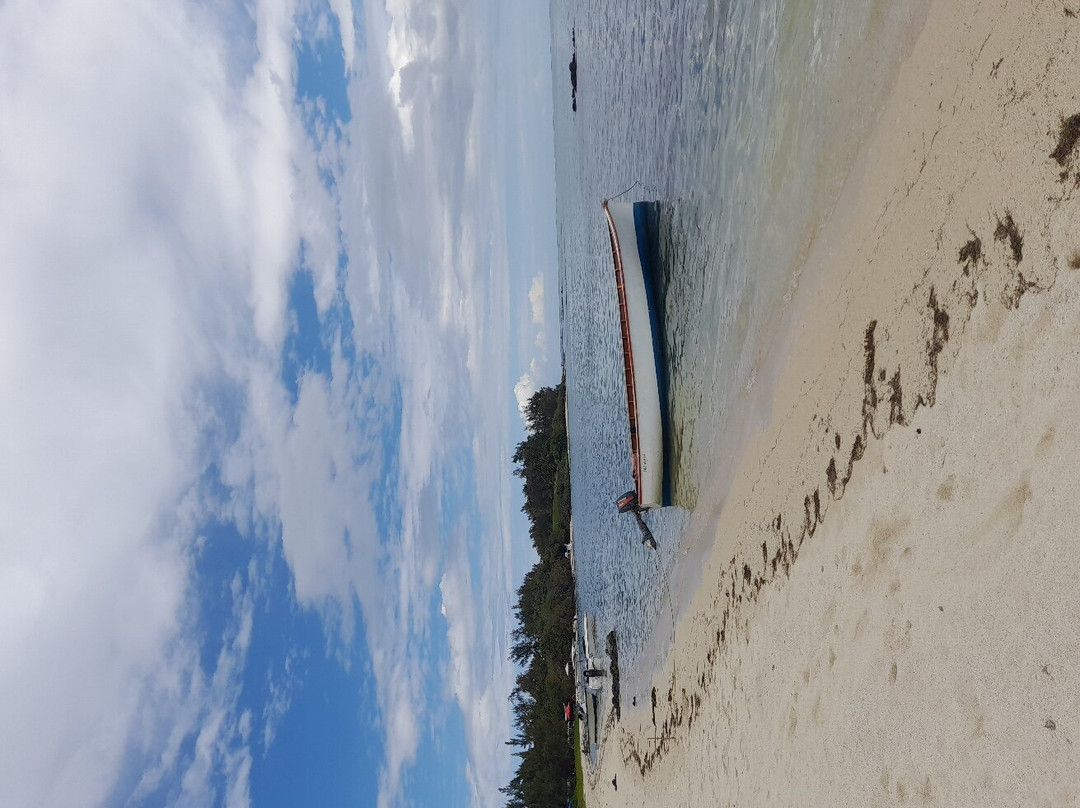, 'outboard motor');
616,490,658,549
633,510,658,550
616,490,639,513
